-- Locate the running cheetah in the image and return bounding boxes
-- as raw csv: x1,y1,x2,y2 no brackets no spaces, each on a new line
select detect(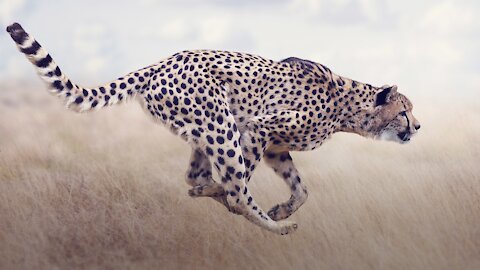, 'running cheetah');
6,23,420,235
